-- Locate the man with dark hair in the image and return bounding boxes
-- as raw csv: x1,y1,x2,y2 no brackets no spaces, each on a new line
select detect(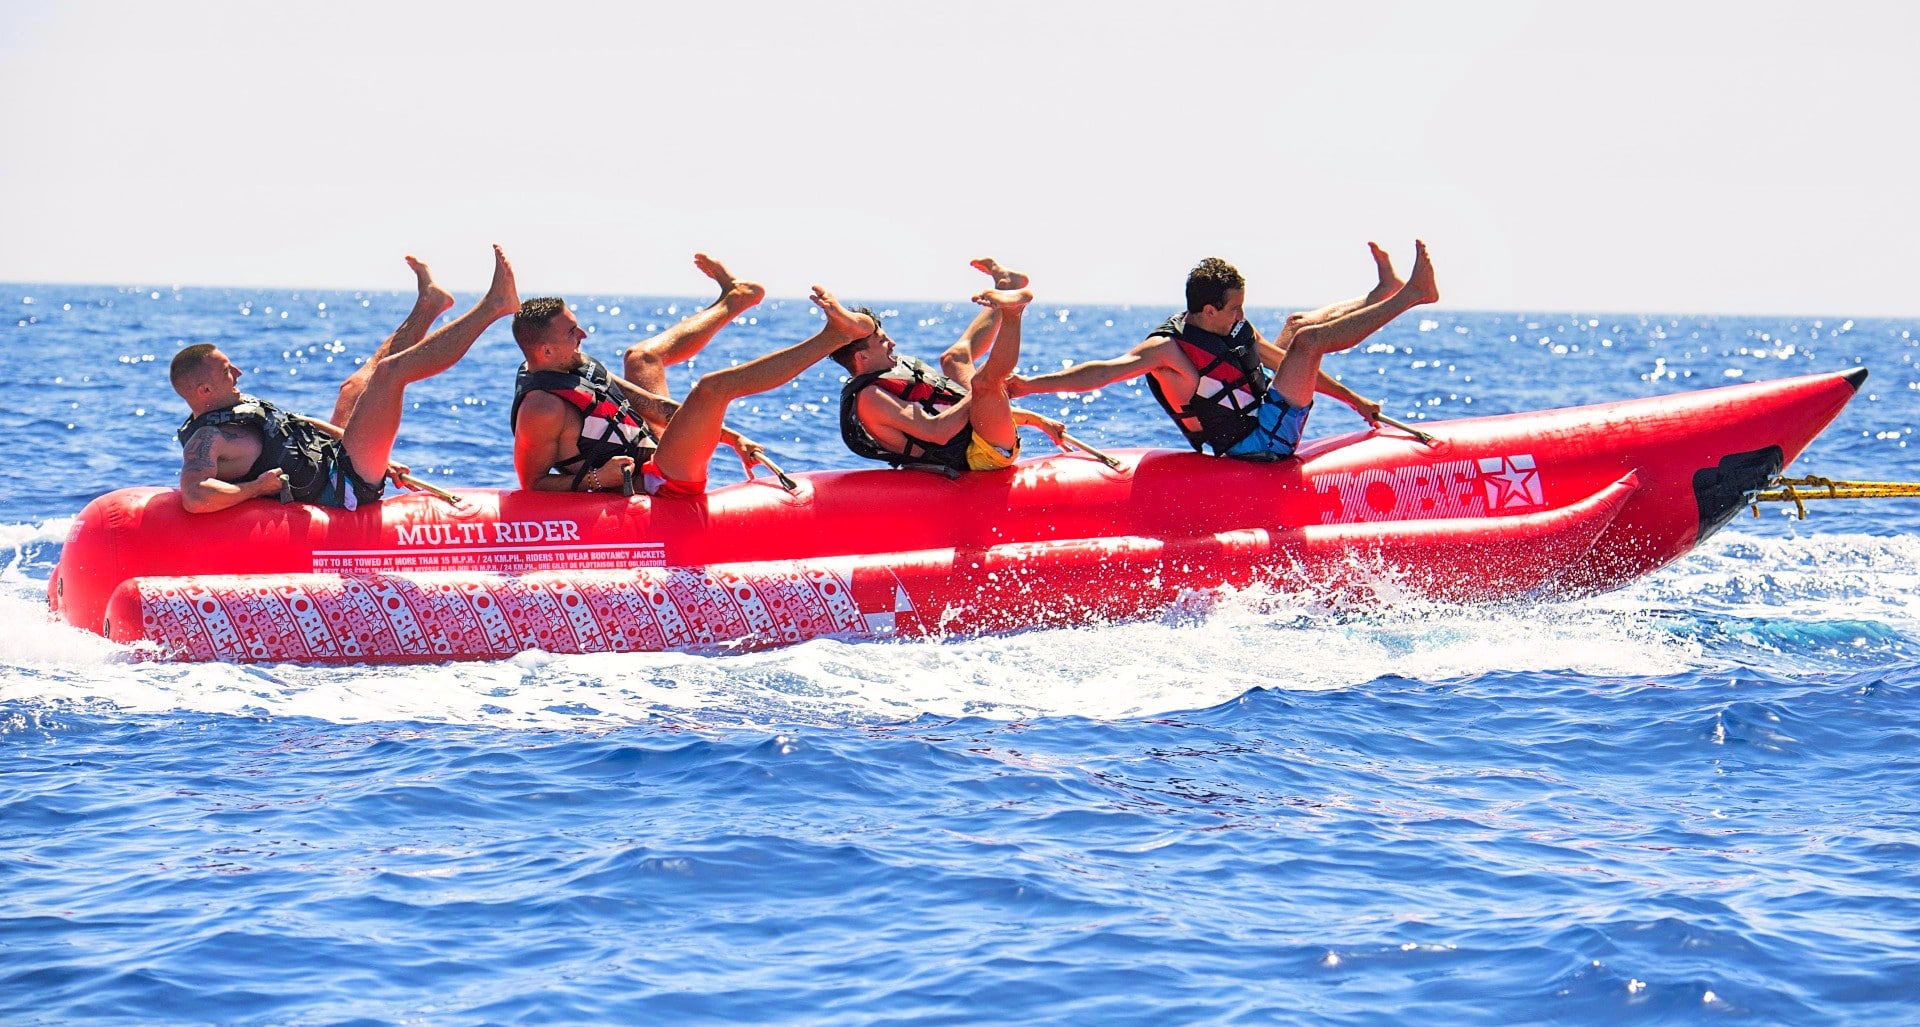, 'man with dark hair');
828,258,1065,474
510,273,857,496
1010,242,1440,460
170,246,519,513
